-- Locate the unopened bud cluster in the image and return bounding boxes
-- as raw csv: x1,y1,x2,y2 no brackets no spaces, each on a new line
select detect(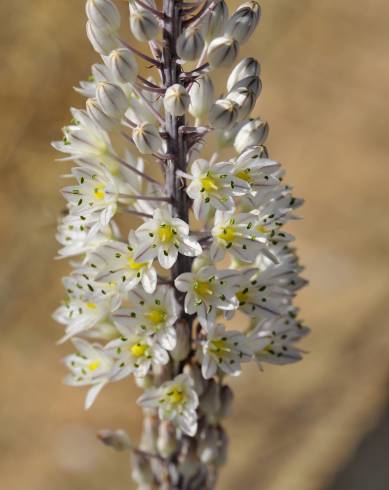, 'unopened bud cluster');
53,1,309,488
